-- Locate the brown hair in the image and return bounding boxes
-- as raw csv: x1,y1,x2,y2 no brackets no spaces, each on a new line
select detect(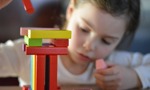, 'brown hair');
74,0,141,50
62,0,140,50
